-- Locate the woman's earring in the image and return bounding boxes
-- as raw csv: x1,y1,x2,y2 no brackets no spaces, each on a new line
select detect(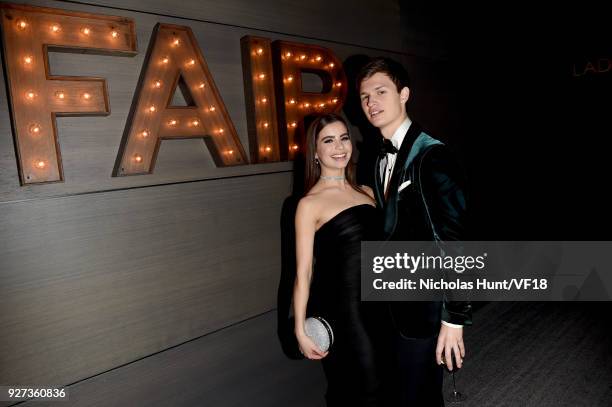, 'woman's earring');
315,157,319,165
